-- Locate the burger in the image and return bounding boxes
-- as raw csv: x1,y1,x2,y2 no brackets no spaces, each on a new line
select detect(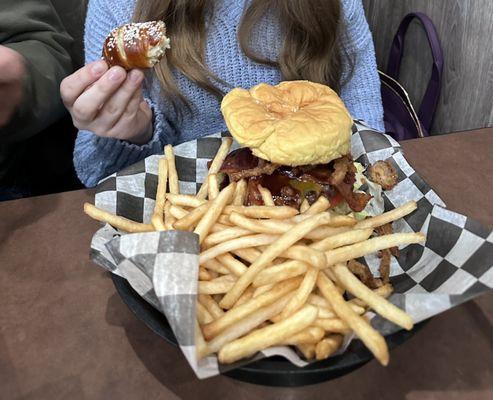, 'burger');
218,80,373,212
